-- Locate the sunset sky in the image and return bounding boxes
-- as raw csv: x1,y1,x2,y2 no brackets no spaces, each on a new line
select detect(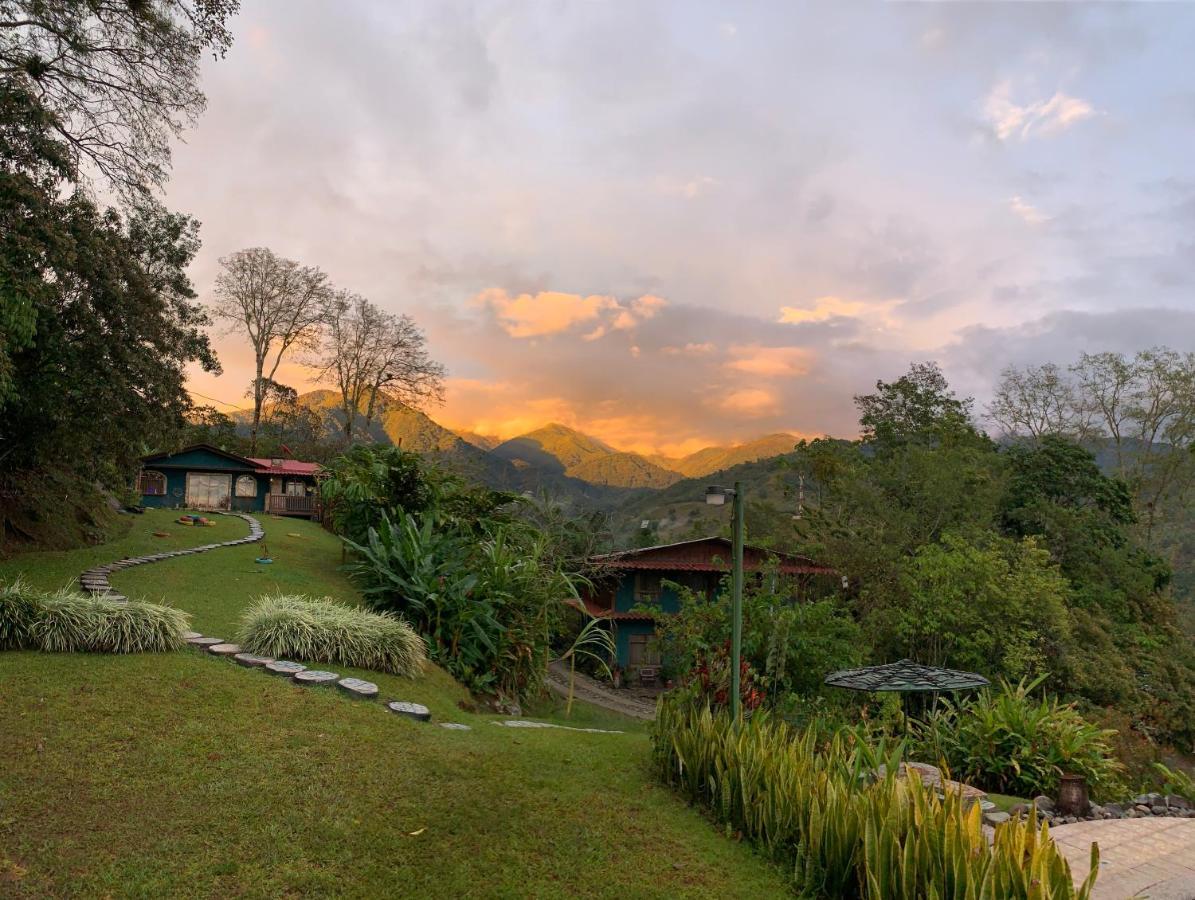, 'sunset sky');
171,2,1195,456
